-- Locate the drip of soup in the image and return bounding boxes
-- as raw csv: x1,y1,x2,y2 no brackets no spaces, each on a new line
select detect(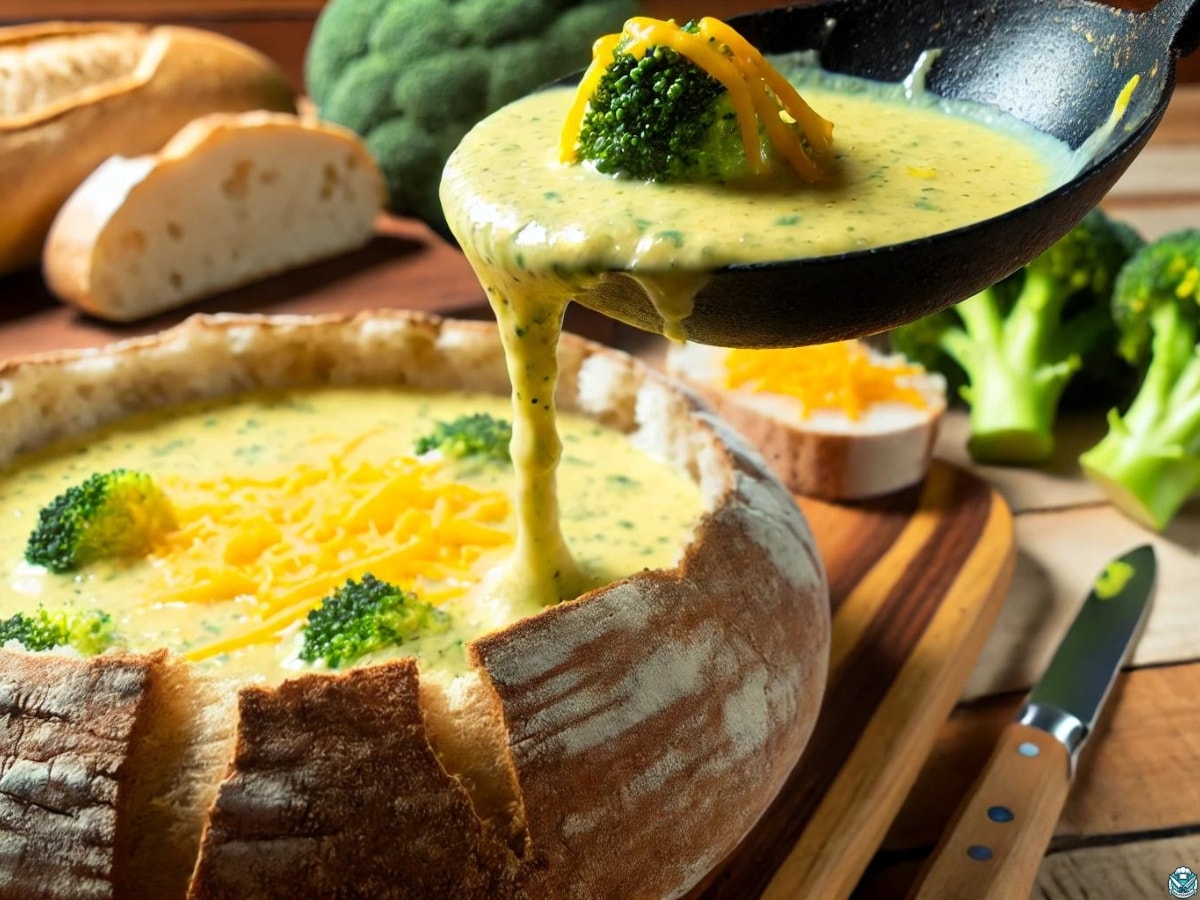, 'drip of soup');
441,61,1078,607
